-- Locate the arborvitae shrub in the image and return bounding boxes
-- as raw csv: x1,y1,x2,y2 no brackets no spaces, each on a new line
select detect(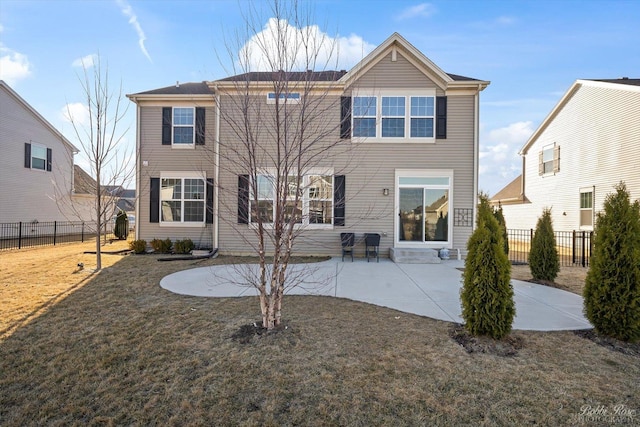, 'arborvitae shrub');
493,205,509,255
129,239,147,254
461,195,514,339
114,210,129,240
150,238,172,254
529,208,559,282
584,182,640,342
174,239,195,254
